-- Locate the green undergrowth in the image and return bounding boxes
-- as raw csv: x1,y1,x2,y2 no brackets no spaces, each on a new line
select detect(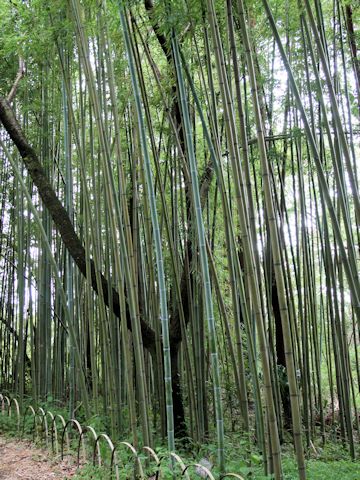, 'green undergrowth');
1,404,360,479
70,450,360,480
221,436,360,480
